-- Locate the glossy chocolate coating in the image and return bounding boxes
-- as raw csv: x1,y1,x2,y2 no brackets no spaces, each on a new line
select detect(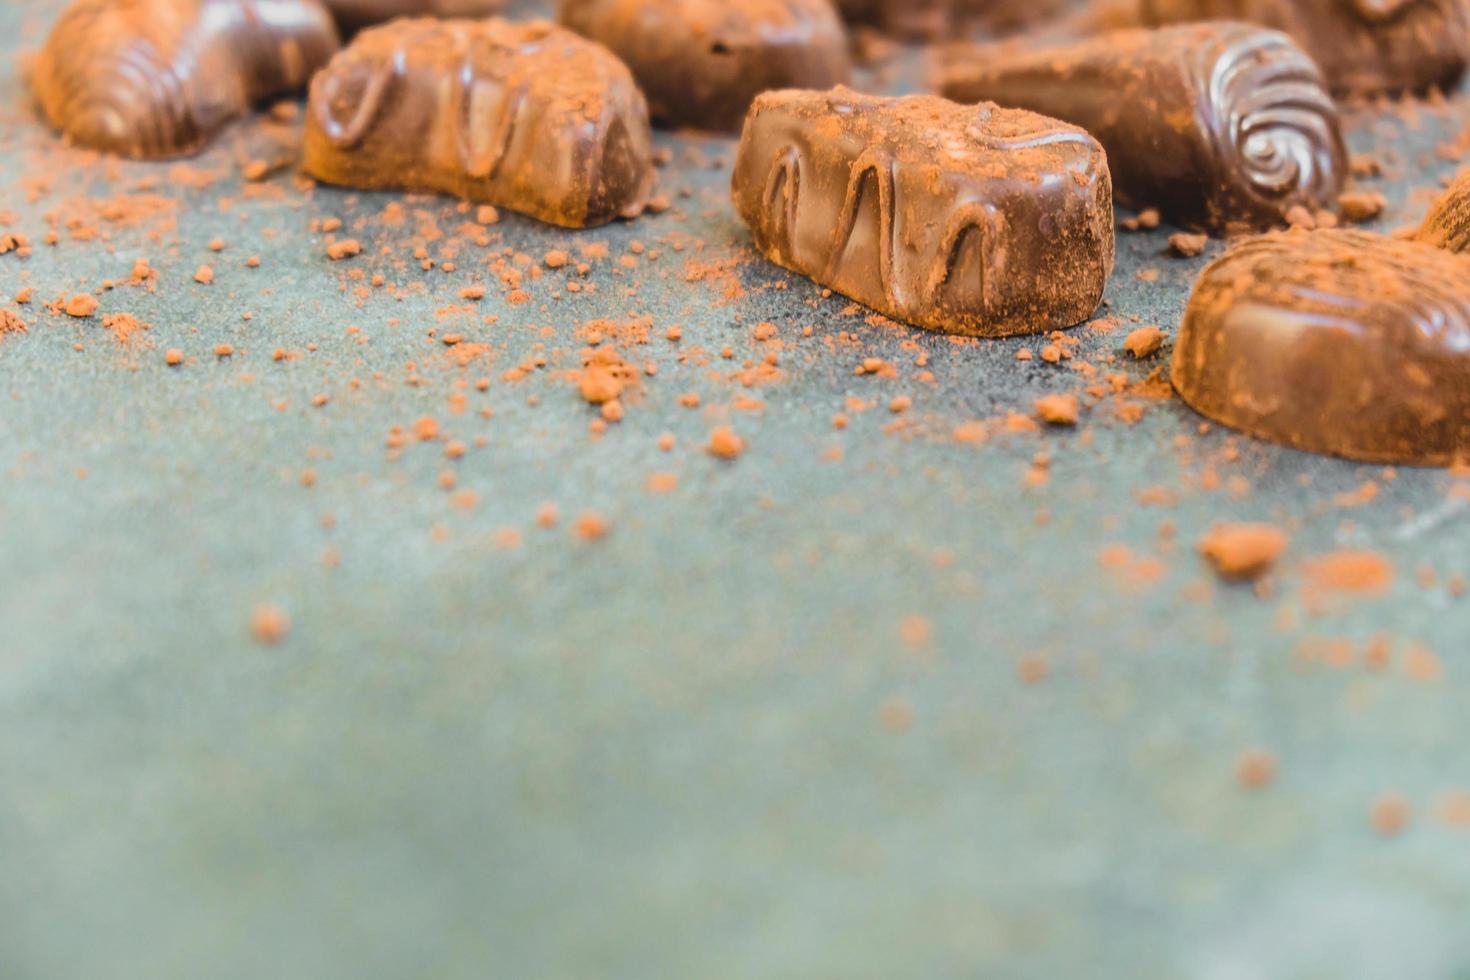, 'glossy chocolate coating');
1415,169,1470,252
834,0,950,38
32,0,340,159
731,87,1114,337
938,24,1346,232
557,0,851,132
302,18,655,228
322,0,503,34
1173,229,1470,465
1139,0,1470,96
